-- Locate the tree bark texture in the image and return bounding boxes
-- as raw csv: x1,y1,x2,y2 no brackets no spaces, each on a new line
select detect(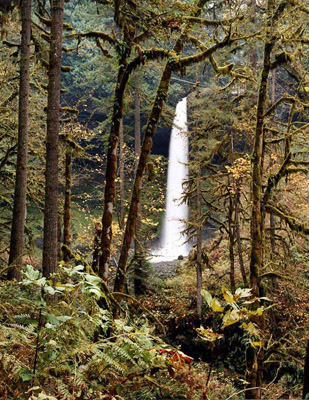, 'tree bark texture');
228,190,236,293
57,213,62,261
92,222,102,273
246,0,276,397
134,77,141,171
133,77,145,295
228,136,236,293
249,0,257,70
196,175,203,319
42,0,64,278
269,69,276,257
63,151,72,262
119,119,125,229
249,45,273,297
99,53,128,282
8,0,32,281
235,187,248,286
